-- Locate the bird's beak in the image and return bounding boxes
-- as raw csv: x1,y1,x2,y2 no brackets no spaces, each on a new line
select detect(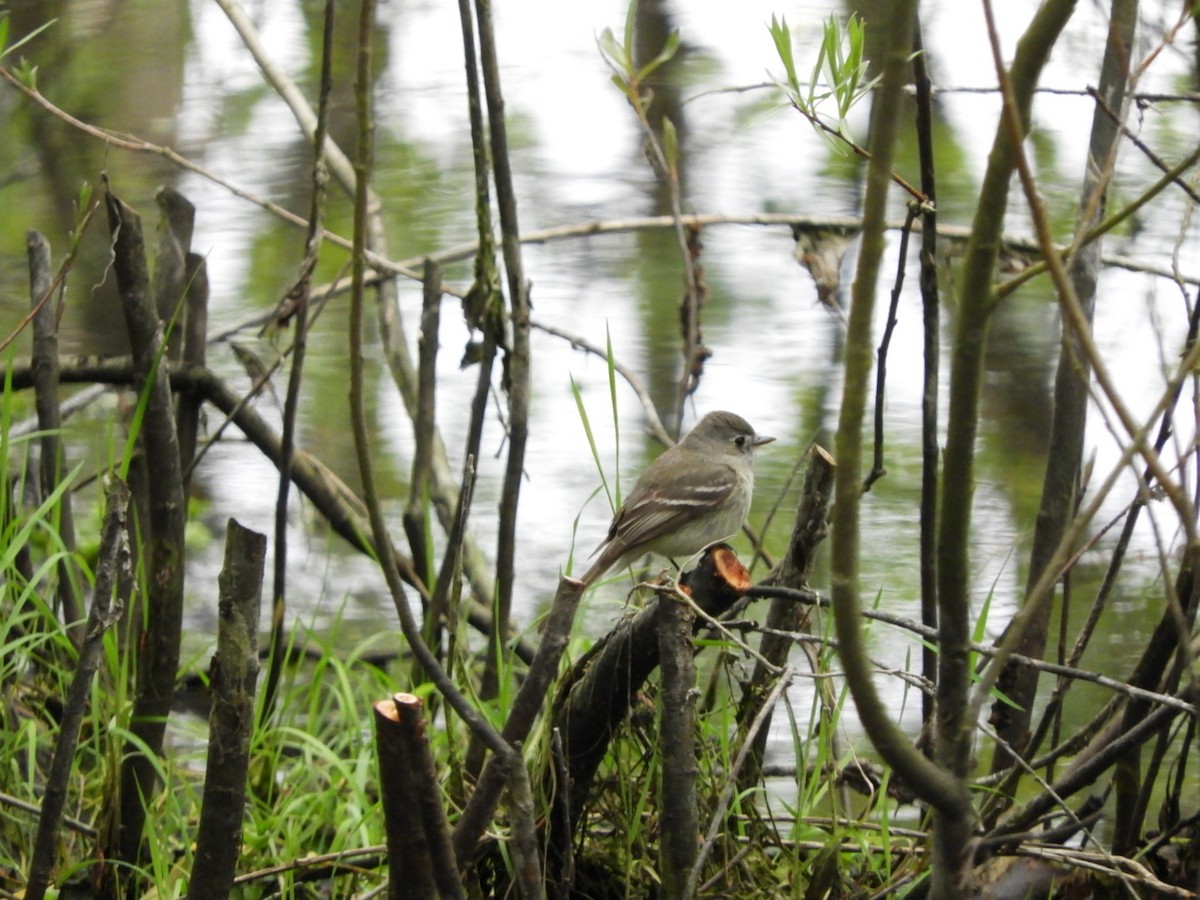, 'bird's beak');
753,434,775,447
